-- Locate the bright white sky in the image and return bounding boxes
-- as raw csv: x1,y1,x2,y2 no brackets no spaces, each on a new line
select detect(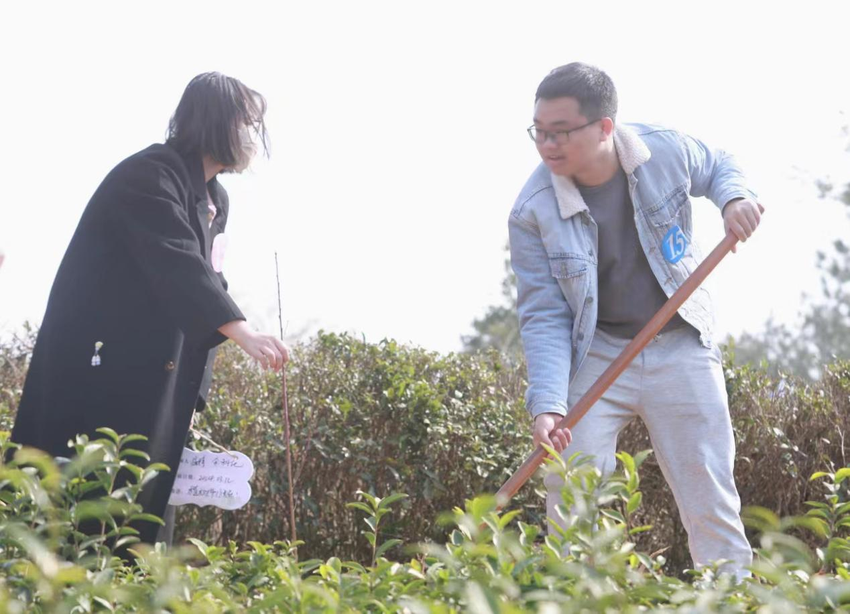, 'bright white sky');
1,2,849,353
